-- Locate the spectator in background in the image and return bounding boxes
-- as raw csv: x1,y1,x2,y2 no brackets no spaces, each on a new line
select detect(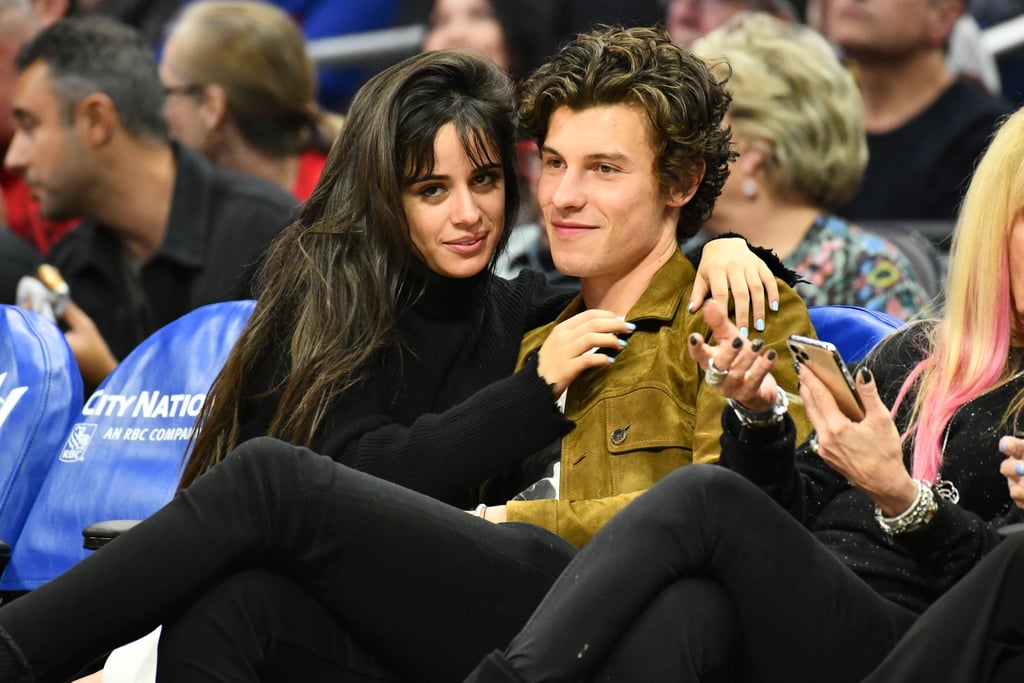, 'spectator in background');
0,0,77,253
693,12,933,321
824,0,1009,228
4,16,295,390
159,1,342,200
663,0,797,47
